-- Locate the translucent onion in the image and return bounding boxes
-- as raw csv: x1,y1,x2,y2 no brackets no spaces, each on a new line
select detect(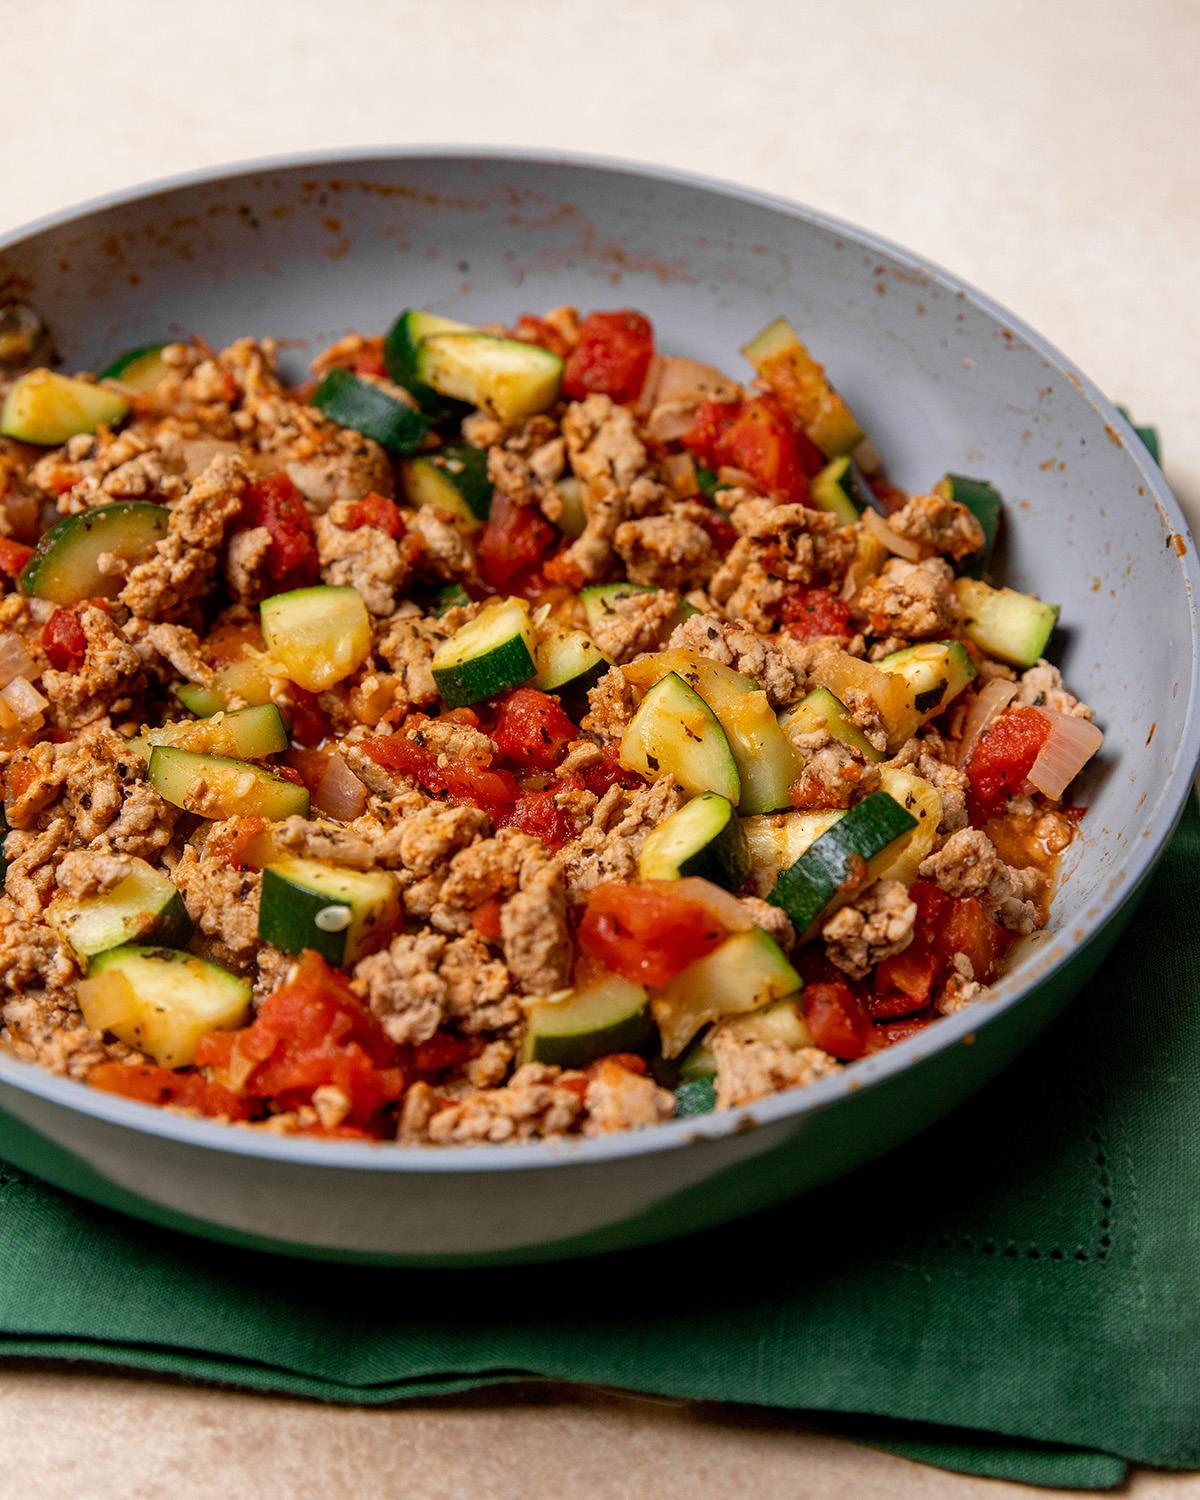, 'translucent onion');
314,752,367,821
956,680,1019,767
862,505,921,561
0,675,47,719
0,632,36,689
653,356,739,405
1026,709,1104,800
631,354,665,416
644,400,700,443
663,877,756,932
